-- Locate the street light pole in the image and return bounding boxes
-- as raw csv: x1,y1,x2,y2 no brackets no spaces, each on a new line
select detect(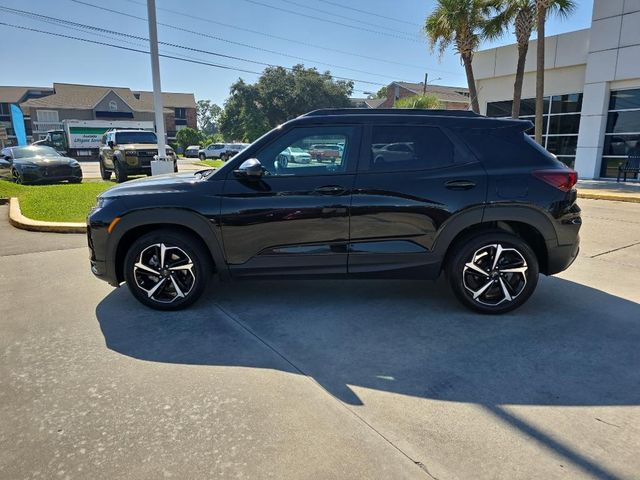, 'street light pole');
146,0,168,168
